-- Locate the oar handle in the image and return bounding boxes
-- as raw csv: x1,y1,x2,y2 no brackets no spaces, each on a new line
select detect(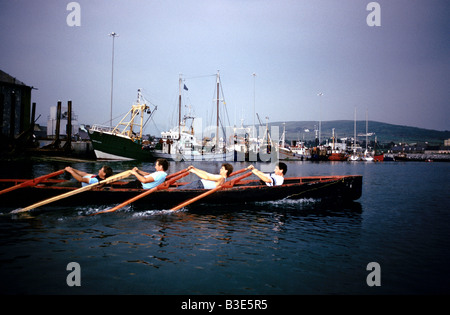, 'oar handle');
228,167,247,178
166,168,189,180
169,168,252,211
222,171,253,188
159,170,190,189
